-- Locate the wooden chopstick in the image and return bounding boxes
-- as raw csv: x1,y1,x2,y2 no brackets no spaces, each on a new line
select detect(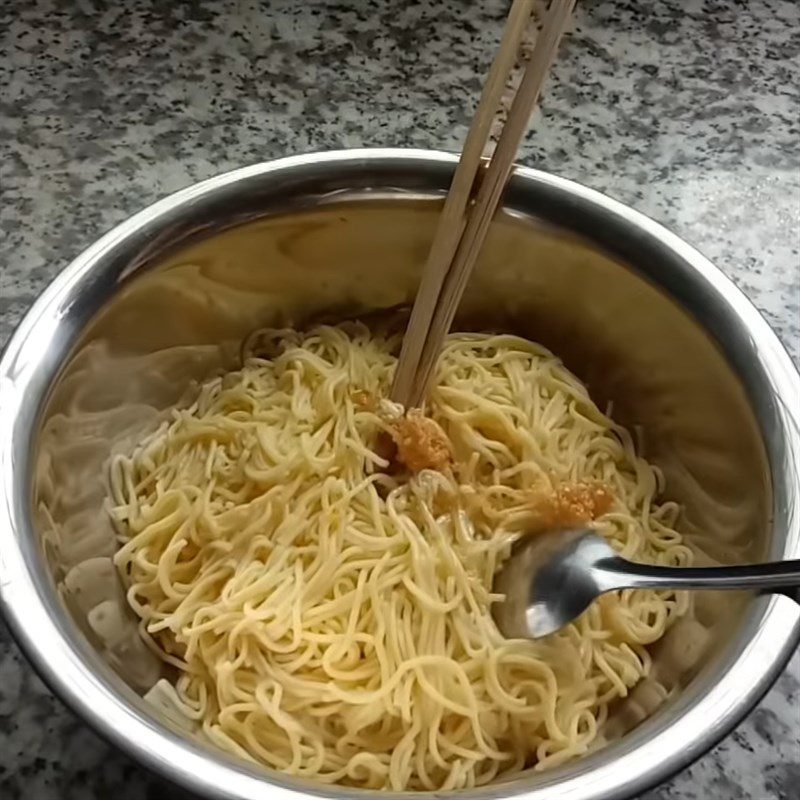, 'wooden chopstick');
390,0,536,408
410,0,575,407
391,0,575,409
